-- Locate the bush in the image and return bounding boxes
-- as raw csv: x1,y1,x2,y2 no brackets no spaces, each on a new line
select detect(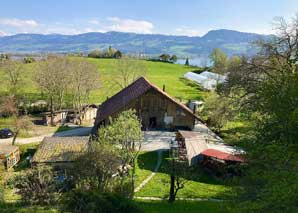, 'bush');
14,166,60,205
61,189,142,213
